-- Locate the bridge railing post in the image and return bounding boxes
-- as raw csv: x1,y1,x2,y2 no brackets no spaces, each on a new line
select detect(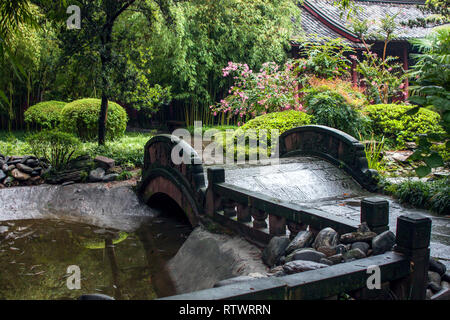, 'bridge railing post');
360,197,389,234
206,167,225,217
391,213,431,300
269,214,286,236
